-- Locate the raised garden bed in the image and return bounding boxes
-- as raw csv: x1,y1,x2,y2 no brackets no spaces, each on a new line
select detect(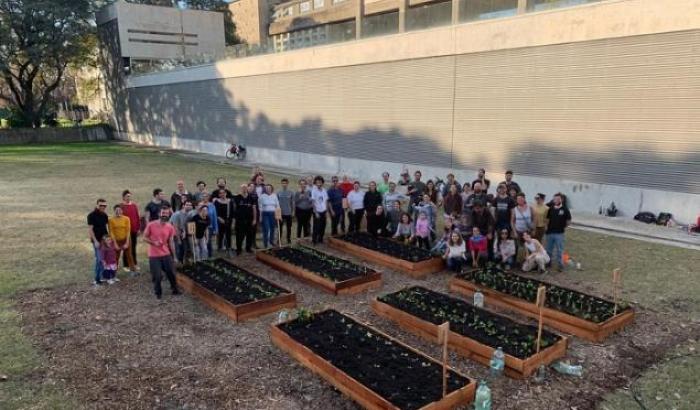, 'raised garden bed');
271,309,475,410
328,232,444,278
372,287,567,379
449,267,635,342
256,245,382,295
177,258,296,323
